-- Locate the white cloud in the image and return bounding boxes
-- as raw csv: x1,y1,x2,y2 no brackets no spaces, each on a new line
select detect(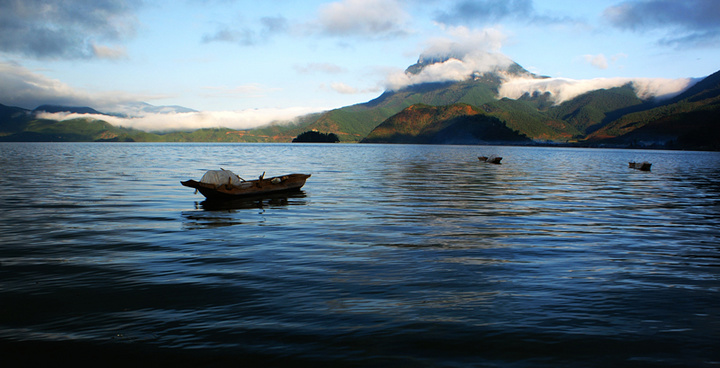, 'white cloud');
35,107,329,132
0,61,78,108
382,26,515,91
583,54,608,69
582,53,628,70
91,43,128,60
330,82,358,94
316,0,409,37
384,50,516,91
423,26,508,57
498,76,696,104
322,81,381,95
